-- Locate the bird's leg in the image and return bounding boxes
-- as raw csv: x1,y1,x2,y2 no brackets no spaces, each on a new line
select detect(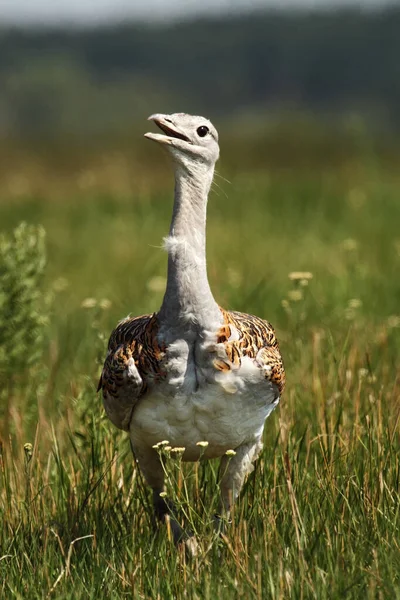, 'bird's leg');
133,444,197,551
152,488,191,546
215,439,263,531
131,446,167,528
133,447,175,530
